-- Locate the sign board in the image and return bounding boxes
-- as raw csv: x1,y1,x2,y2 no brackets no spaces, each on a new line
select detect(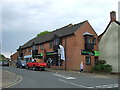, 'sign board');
81,50,99,56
